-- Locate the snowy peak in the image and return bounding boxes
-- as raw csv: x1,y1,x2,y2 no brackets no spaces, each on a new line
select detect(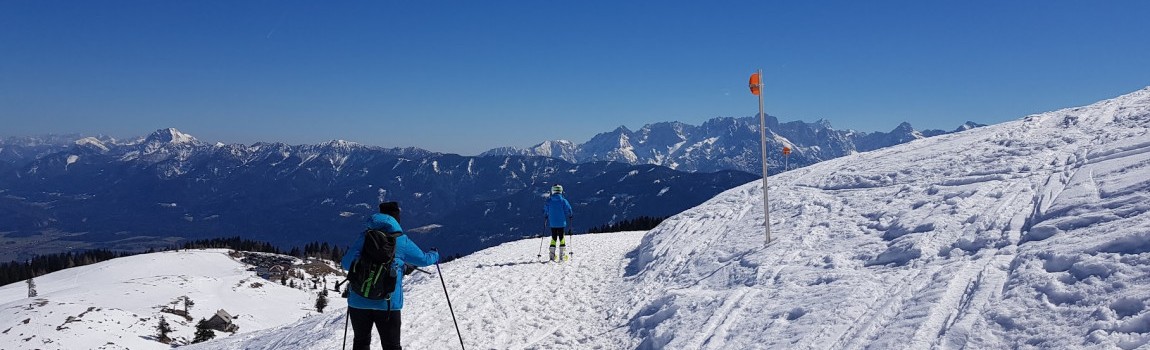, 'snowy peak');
74,137,110,152
479,140,578,161
954,121,987,132
319,139,360,150
891,121,916,134
483,115,976,174
143,128,198,145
